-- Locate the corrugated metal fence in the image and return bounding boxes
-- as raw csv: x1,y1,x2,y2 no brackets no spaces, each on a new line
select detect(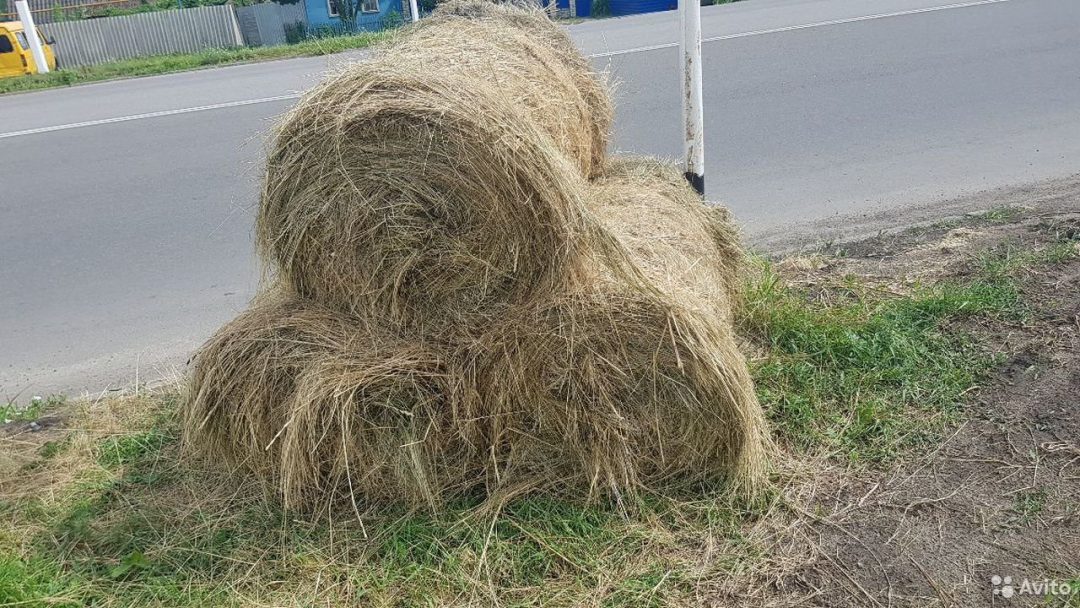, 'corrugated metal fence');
235,2,306,47
2,0,139,24
40,4,245,68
